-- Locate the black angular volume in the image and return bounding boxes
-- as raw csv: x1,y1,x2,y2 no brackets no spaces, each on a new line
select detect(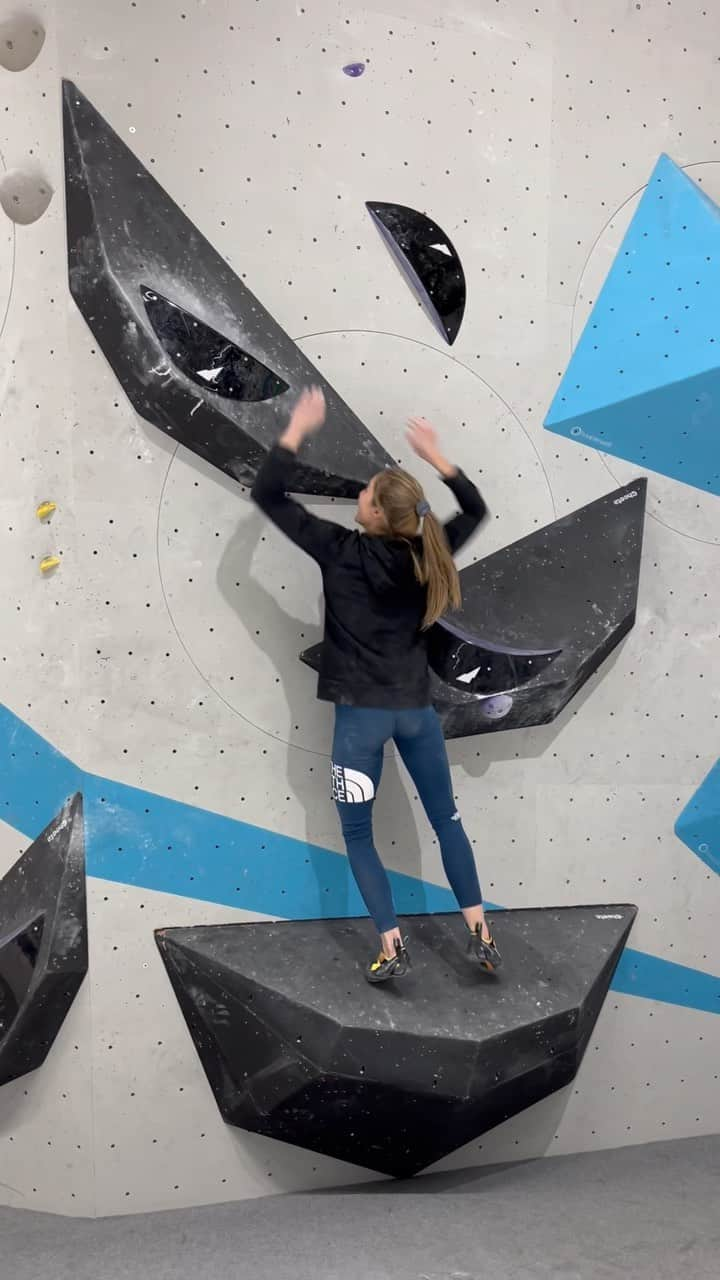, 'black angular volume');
63,81,393,497
0,795,88,1087
431,479,647,738
156,905,636,1177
